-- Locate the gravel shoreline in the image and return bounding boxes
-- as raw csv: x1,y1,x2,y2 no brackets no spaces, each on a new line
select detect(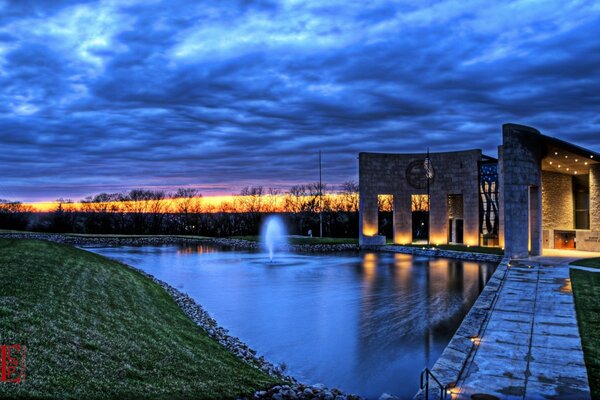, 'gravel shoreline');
0,232,359,253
